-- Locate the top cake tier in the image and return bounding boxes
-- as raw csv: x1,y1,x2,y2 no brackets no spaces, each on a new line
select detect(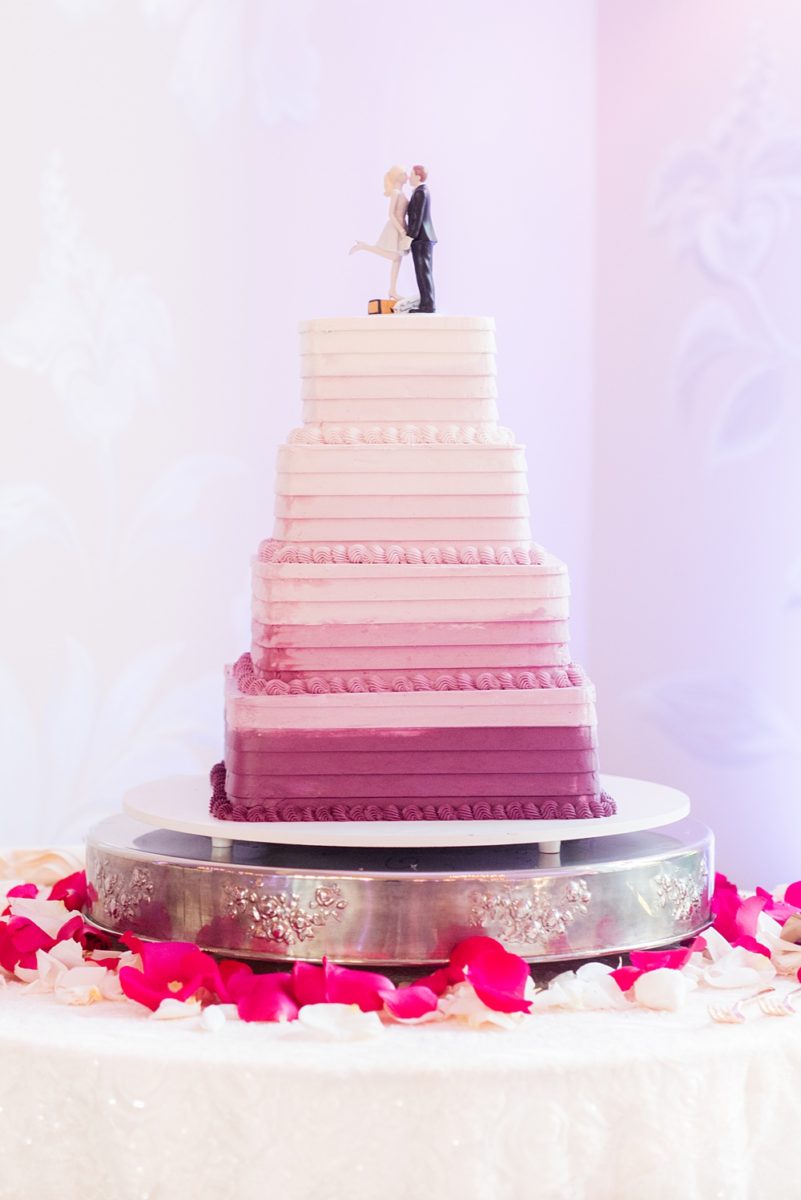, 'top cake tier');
299,316,499,427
